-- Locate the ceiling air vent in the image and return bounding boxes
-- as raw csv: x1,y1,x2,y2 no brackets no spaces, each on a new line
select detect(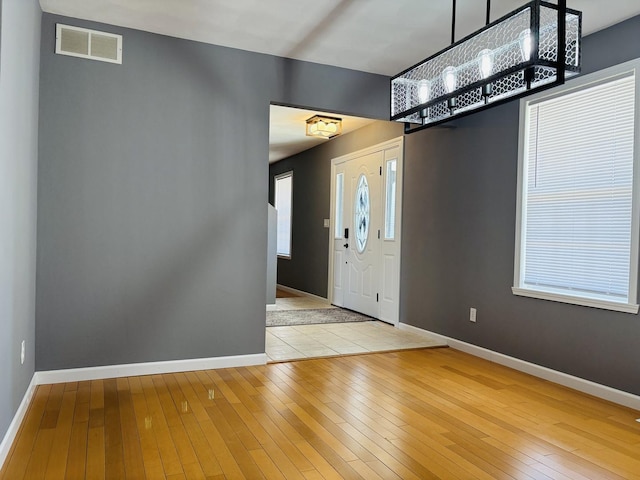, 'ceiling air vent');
55,24,122,64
